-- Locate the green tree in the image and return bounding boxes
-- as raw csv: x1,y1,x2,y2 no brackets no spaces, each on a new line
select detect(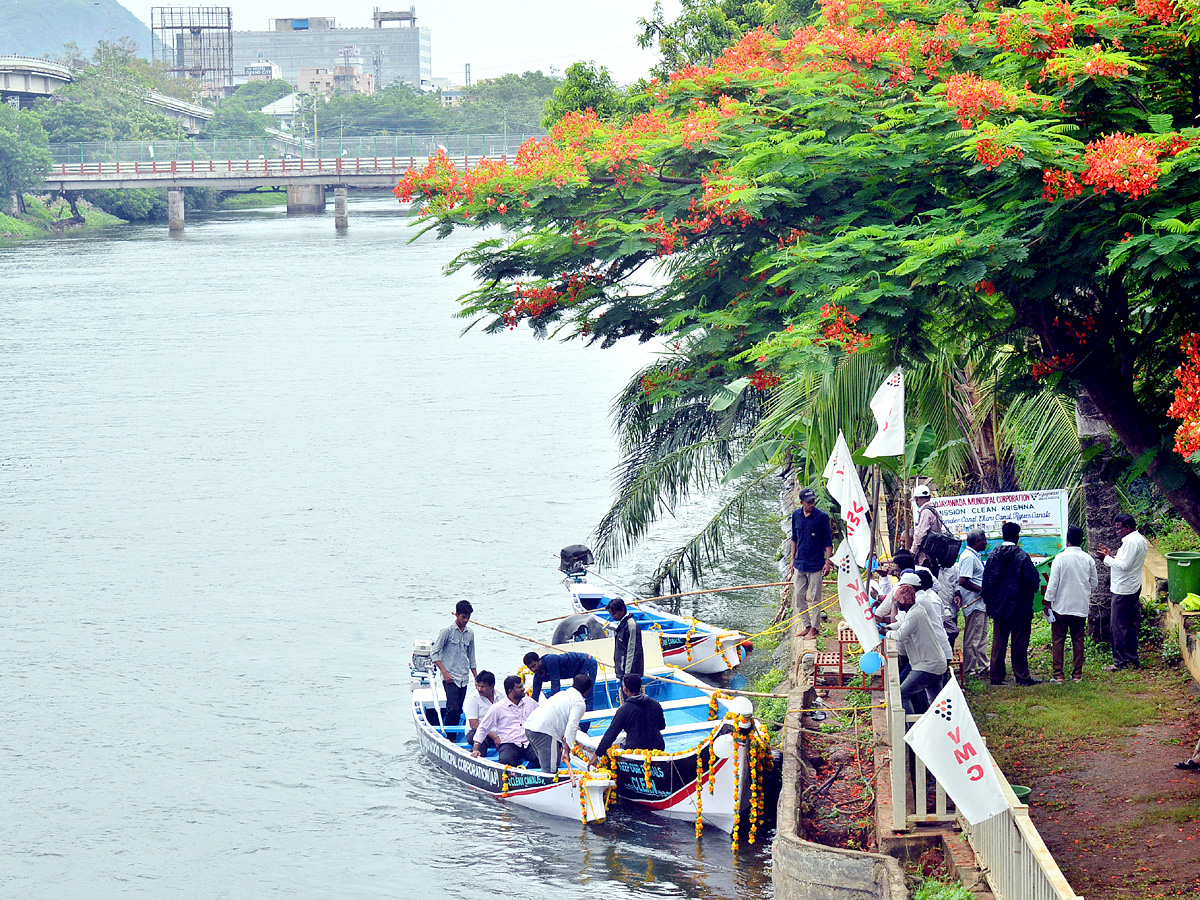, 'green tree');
542,62,625,127
230,79,295,112
636,0,815,77
0,104,53,213
204,98,273,139
400,0,1200,541
449,71,559,133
